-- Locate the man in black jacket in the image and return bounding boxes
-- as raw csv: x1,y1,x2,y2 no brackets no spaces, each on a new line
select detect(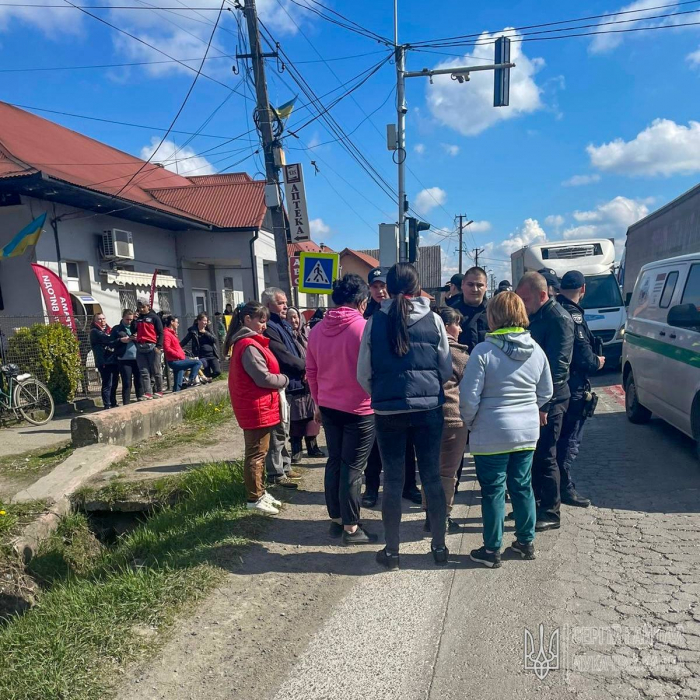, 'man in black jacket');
451,266,489,353
262,287,303,488
556,271,605,509
517,271,574,531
